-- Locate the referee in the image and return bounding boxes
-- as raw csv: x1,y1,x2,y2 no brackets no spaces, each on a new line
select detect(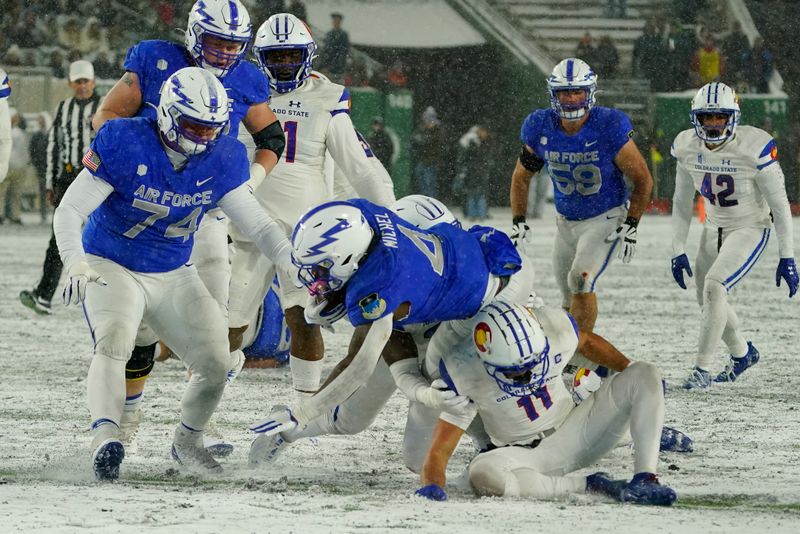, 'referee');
20,60,100,315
